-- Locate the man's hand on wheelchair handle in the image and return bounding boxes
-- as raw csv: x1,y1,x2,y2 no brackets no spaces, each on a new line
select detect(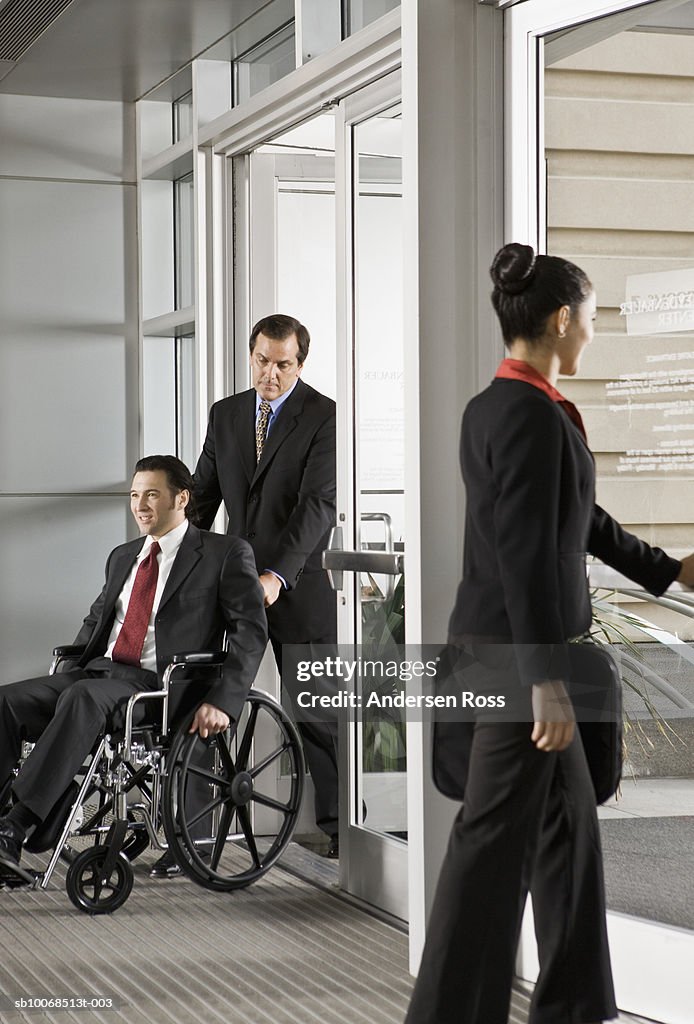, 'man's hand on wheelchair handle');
189,703,230,738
